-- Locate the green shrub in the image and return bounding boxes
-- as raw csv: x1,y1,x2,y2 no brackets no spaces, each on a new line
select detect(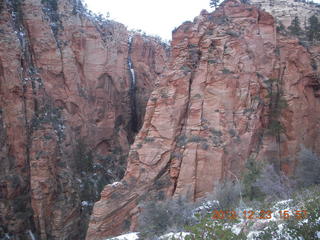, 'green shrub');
228,129,236,137
144,137,155,143
242,159,263,201
160,89,169,98
201,143,209,150
185,213,245,240
209,128,223,146
307,15,320,42
180,65,192,74
225,30,240,38
177,135,188,147
266,120,285,136
276,21,287,34
208,59,218,64
257,186,320,240
287,186,320,239
188,135,207,143
288,16,303,36
73,139,93,173
222,68,234,74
